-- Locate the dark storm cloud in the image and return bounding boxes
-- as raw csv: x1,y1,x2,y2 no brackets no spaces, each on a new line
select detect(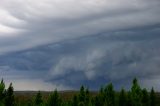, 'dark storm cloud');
0,0,160,90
